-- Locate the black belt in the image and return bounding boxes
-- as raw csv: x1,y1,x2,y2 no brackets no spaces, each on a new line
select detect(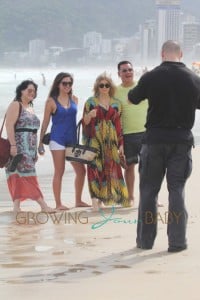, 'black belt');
15,128,37,133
